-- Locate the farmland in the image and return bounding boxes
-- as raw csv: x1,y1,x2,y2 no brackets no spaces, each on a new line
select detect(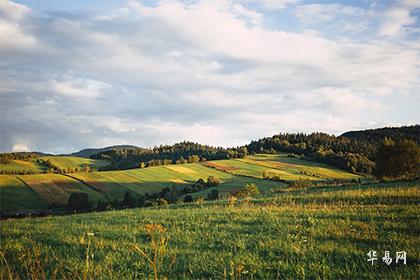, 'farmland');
0,156,109,174
40,156,110,171
205,153,362,181
0,159,46,173
1,180,419,279
0,161,284,215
